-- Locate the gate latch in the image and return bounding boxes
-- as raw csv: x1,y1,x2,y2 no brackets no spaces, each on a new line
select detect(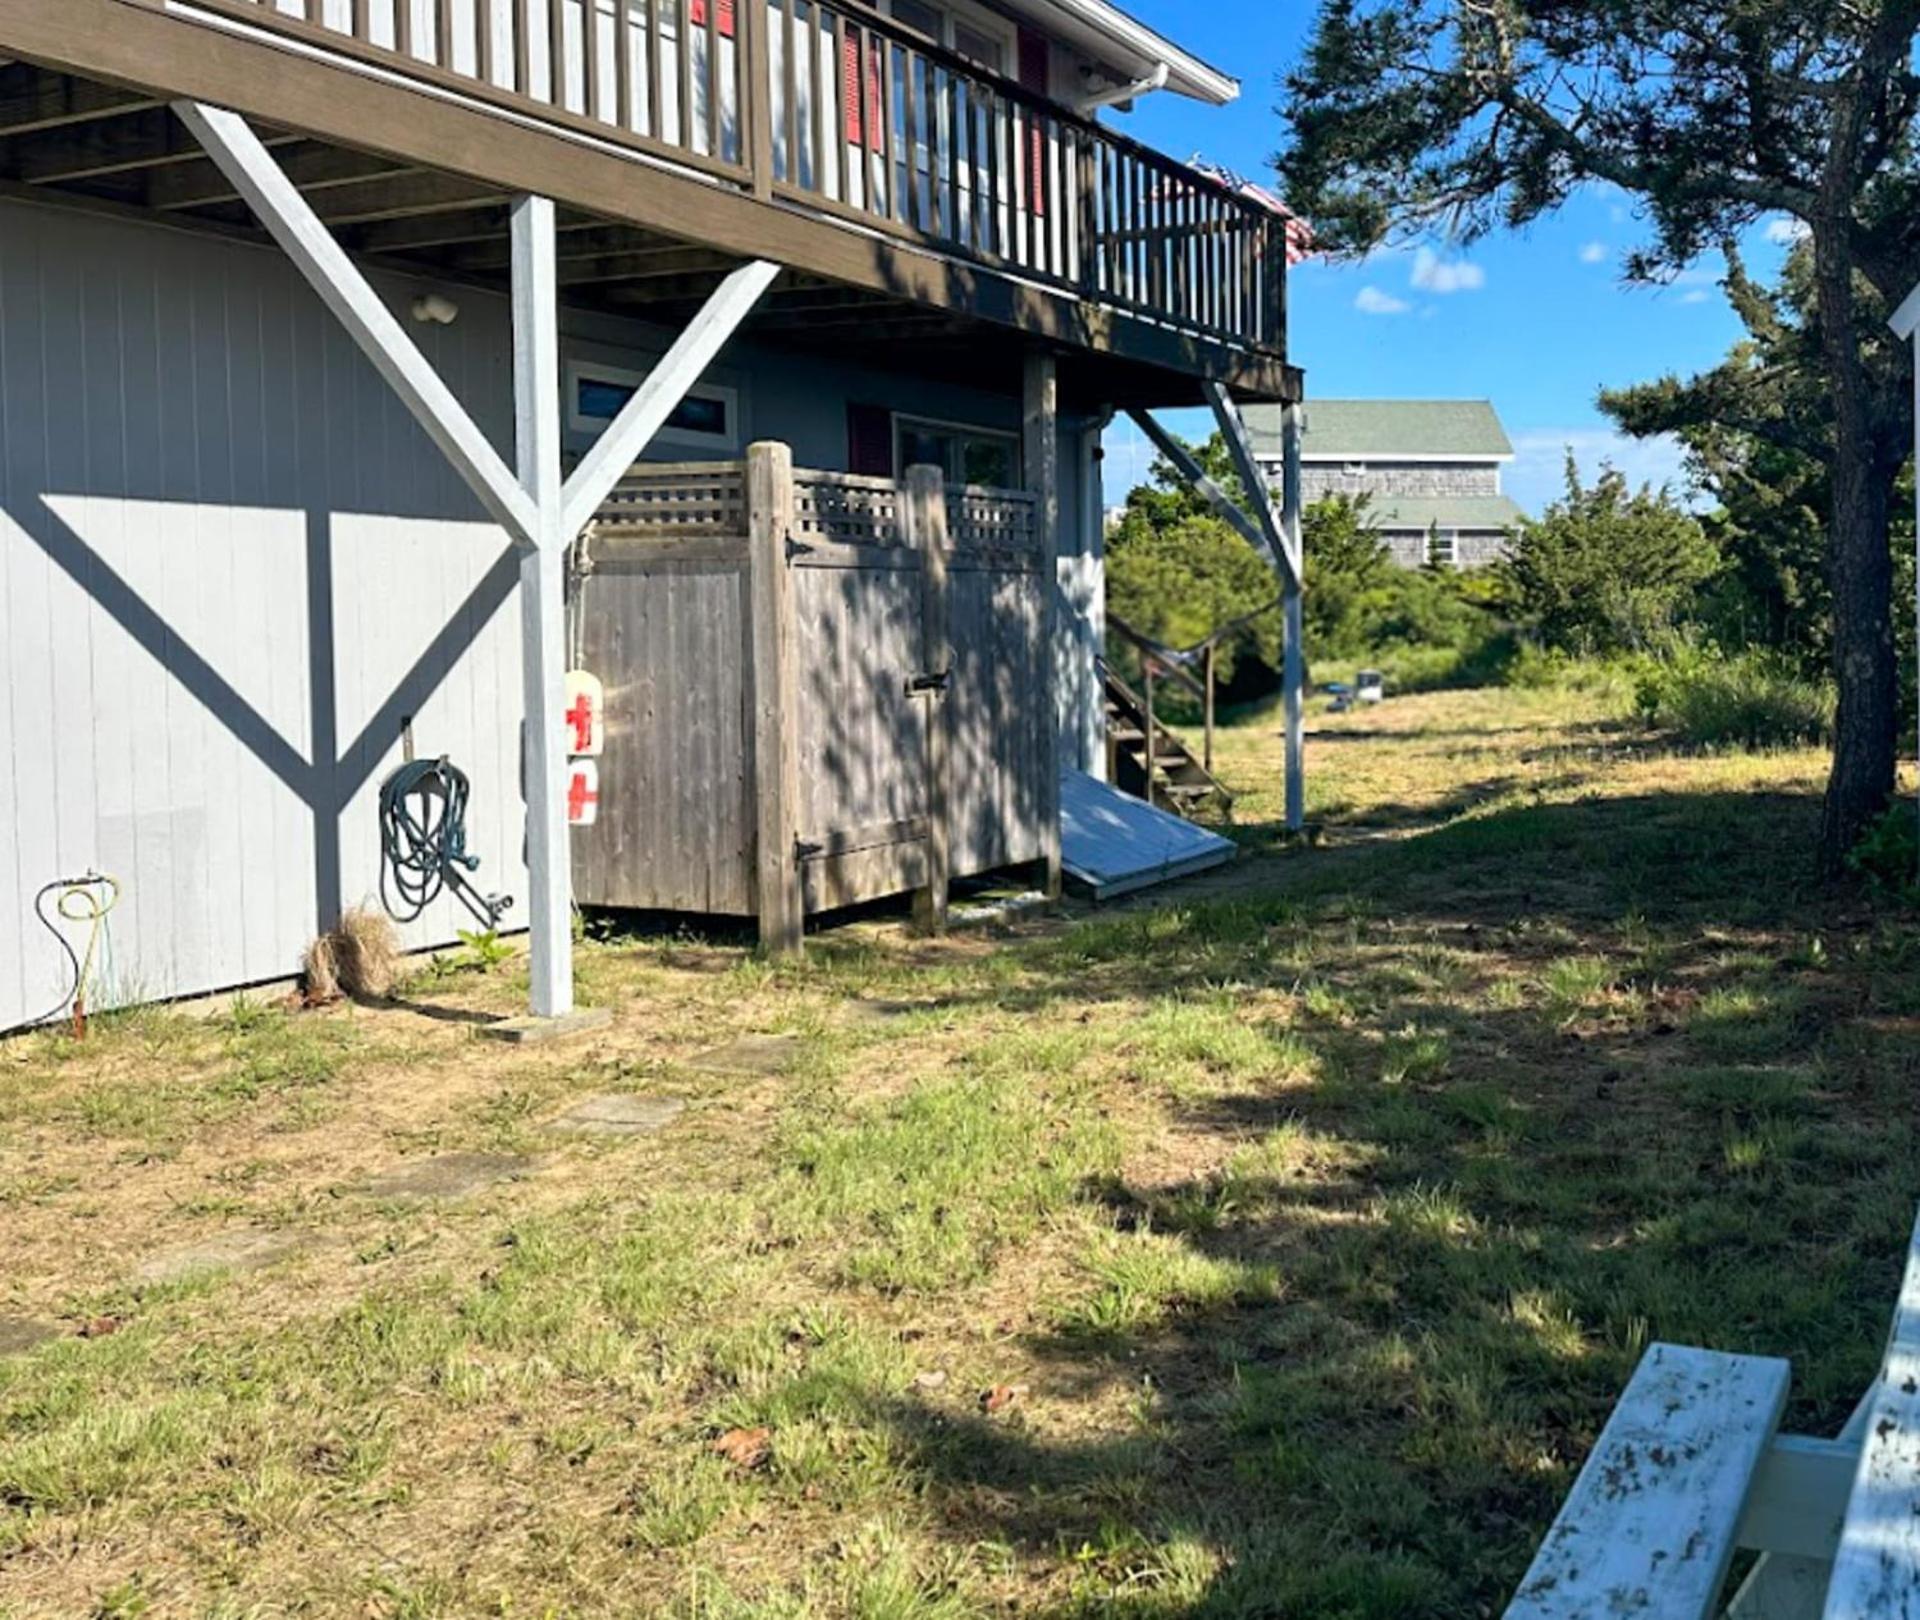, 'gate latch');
905,669,950,696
